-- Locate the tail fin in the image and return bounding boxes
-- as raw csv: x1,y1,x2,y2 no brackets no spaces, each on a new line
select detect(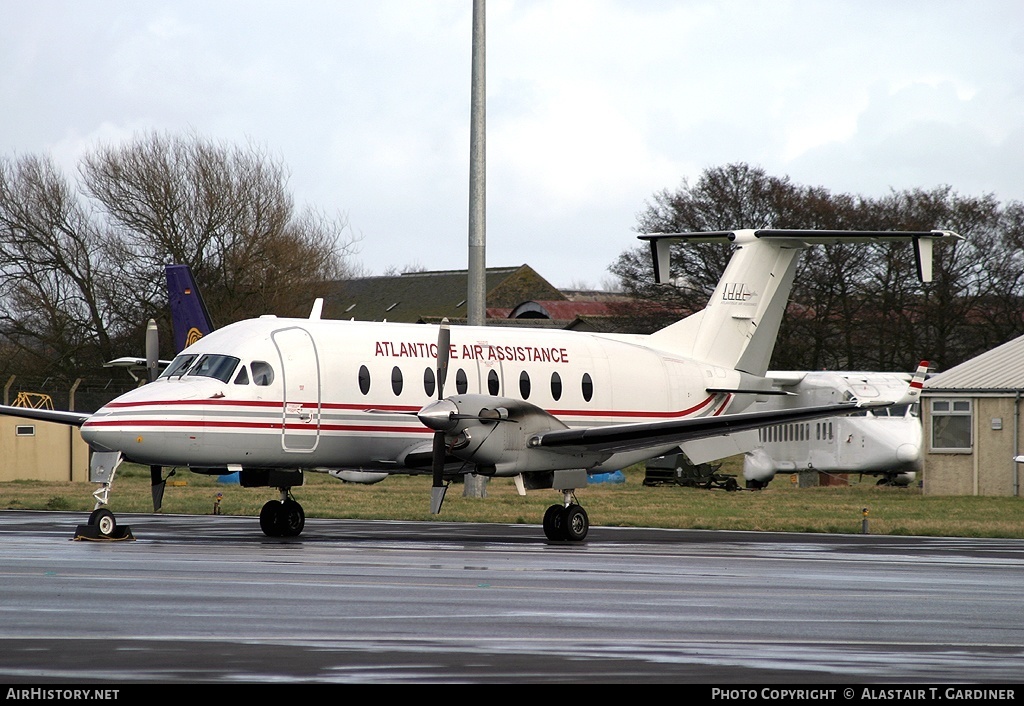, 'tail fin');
901,360,929,403
643,229,960,376
165,264,215,352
